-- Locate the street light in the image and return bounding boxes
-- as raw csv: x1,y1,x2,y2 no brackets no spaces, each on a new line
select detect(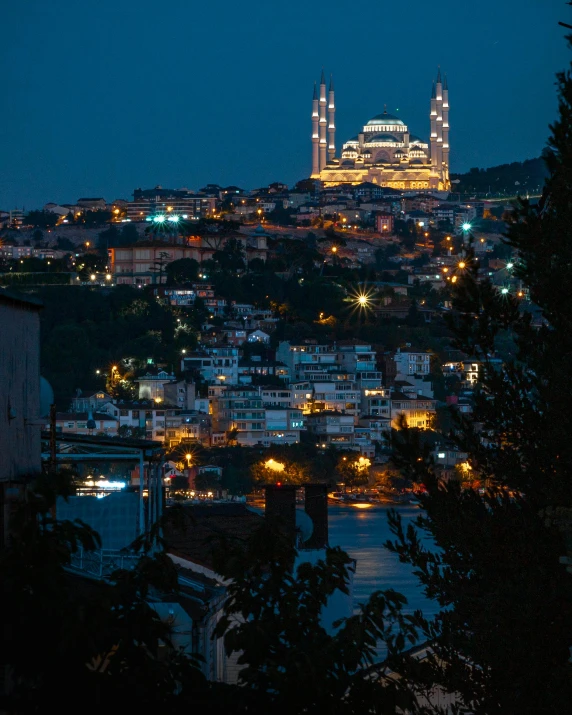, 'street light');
462,223,472,231
185,453,192,467
90,274,96,281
